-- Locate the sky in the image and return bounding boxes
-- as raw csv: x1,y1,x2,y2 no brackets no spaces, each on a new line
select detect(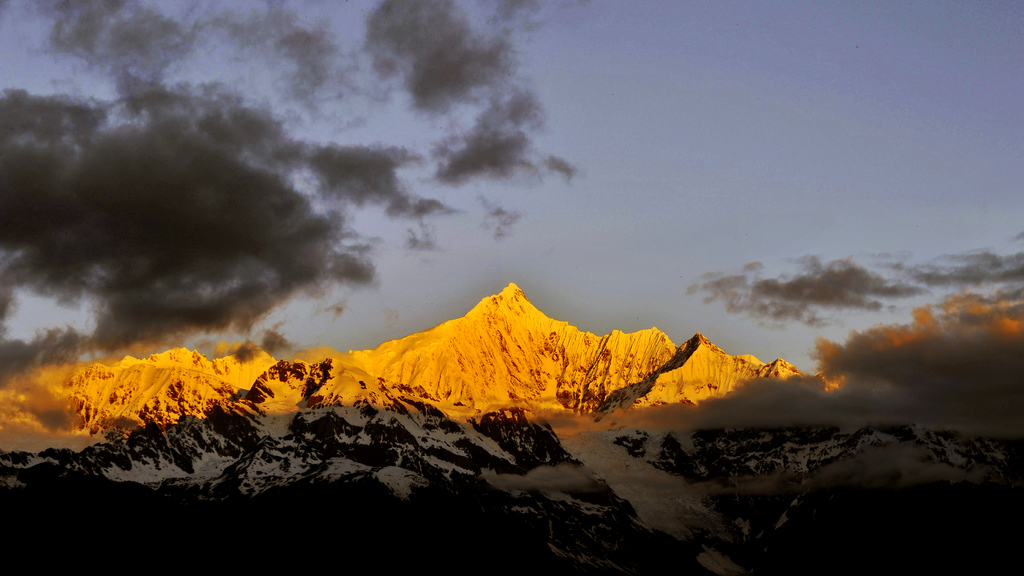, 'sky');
1,1,1023,438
